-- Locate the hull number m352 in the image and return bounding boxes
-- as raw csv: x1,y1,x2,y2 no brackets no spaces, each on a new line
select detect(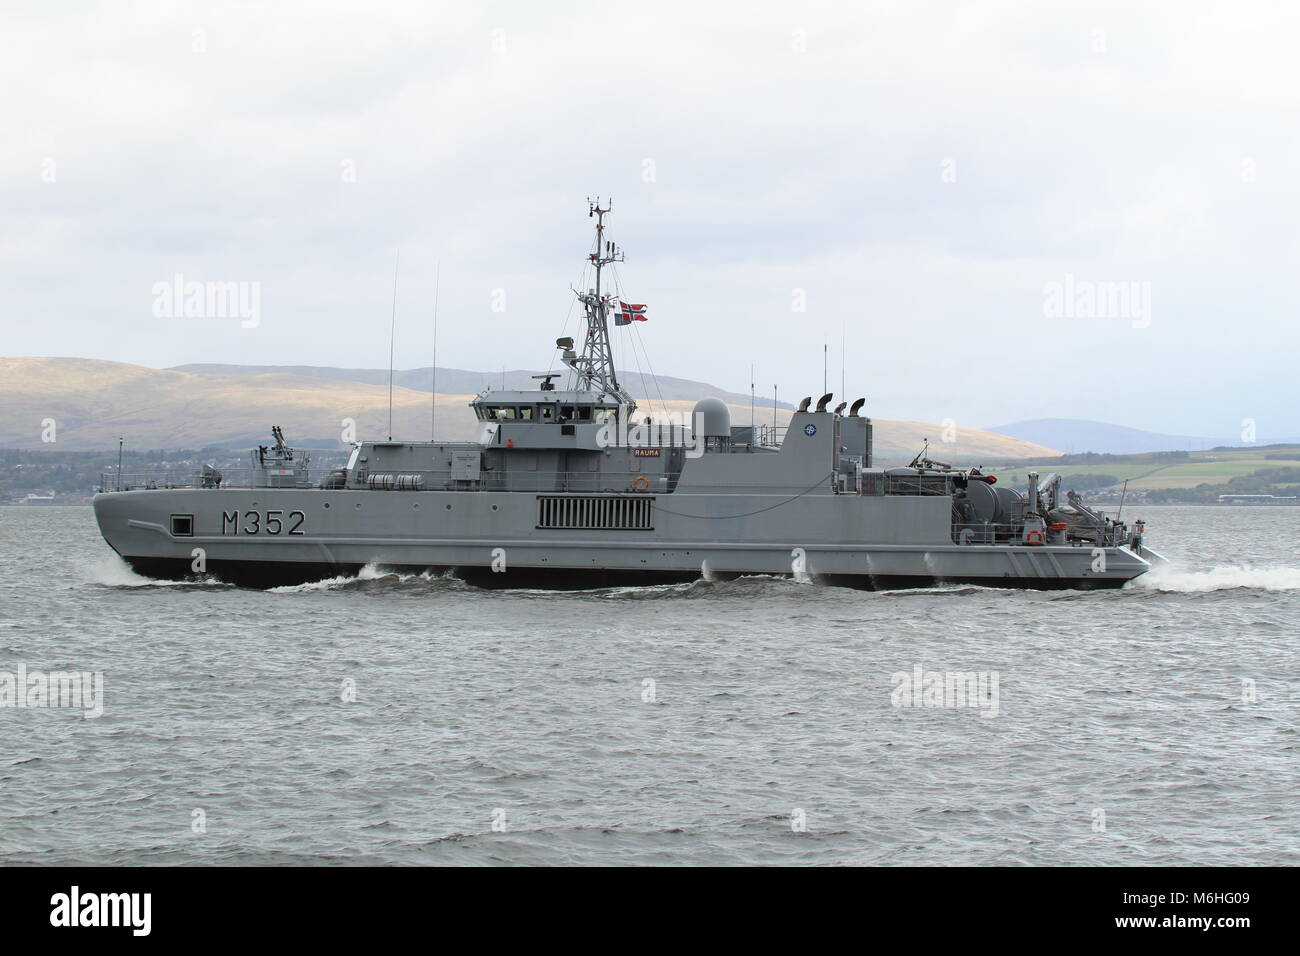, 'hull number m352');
222,510,306,535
